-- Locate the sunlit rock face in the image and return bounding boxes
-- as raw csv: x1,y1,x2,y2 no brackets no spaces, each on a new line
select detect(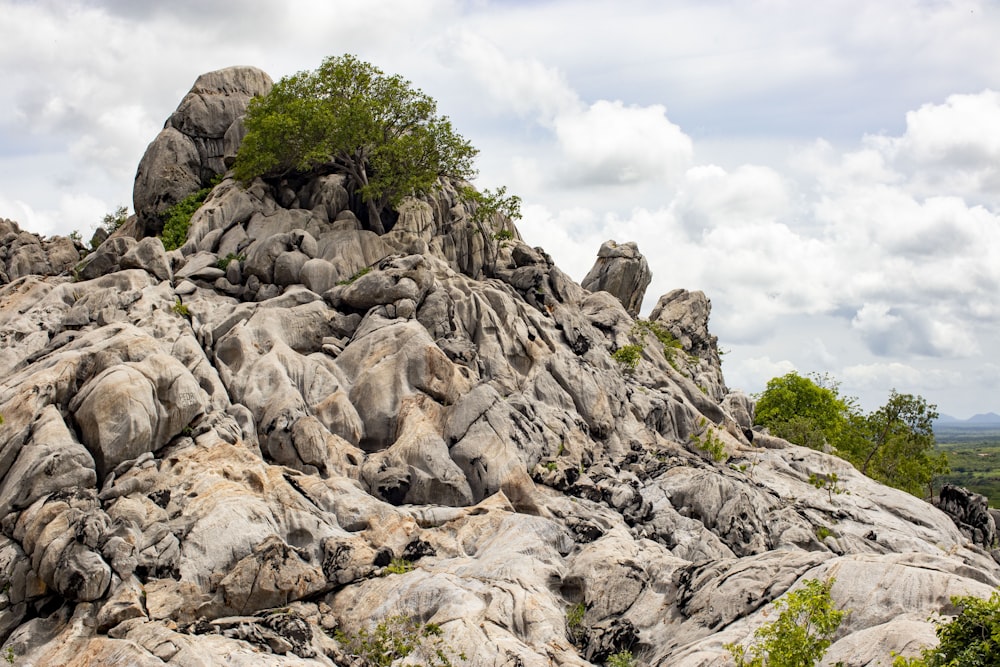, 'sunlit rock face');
0,67,994,666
